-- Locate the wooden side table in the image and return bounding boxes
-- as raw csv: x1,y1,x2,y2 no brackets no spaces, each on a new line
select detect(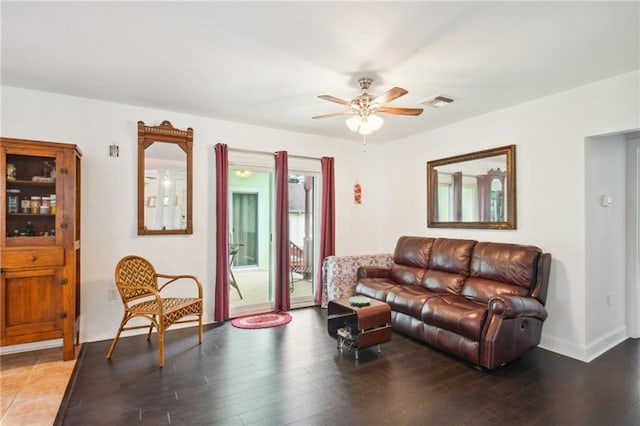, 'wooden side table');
327,297,392,360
